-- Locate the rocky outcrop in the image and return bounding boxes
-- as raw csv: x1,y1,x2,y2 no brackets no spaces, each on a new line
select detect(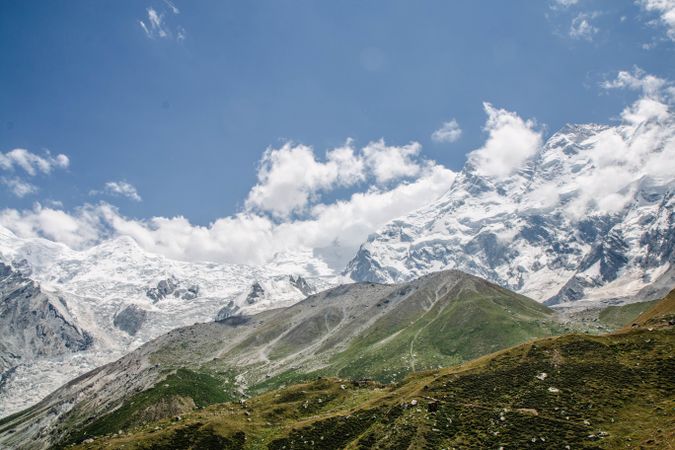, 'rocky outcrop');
0,262,92,373
146,276,179,302
113,305,148,336
289,275,314,296
146,277,200,302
